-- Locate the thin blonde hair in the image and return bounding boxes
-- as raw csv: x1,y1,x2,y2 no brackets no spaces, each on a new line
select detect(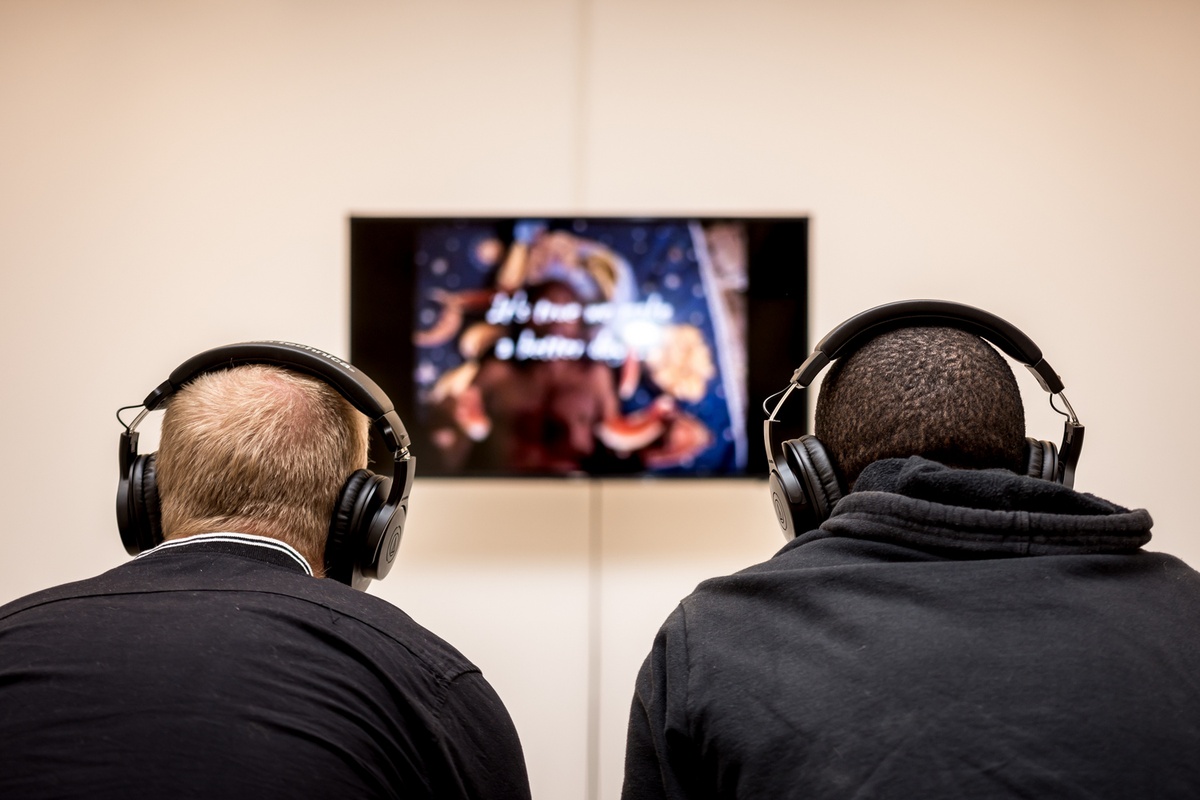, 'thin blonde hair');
156,364,370,574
